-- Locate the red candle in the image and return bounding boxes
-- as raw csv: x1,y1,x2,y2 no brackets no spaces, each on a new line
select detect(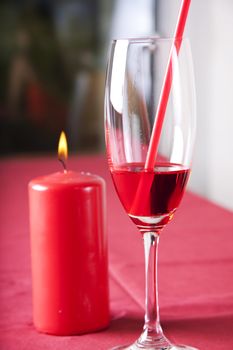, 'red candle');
28,132,109,335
